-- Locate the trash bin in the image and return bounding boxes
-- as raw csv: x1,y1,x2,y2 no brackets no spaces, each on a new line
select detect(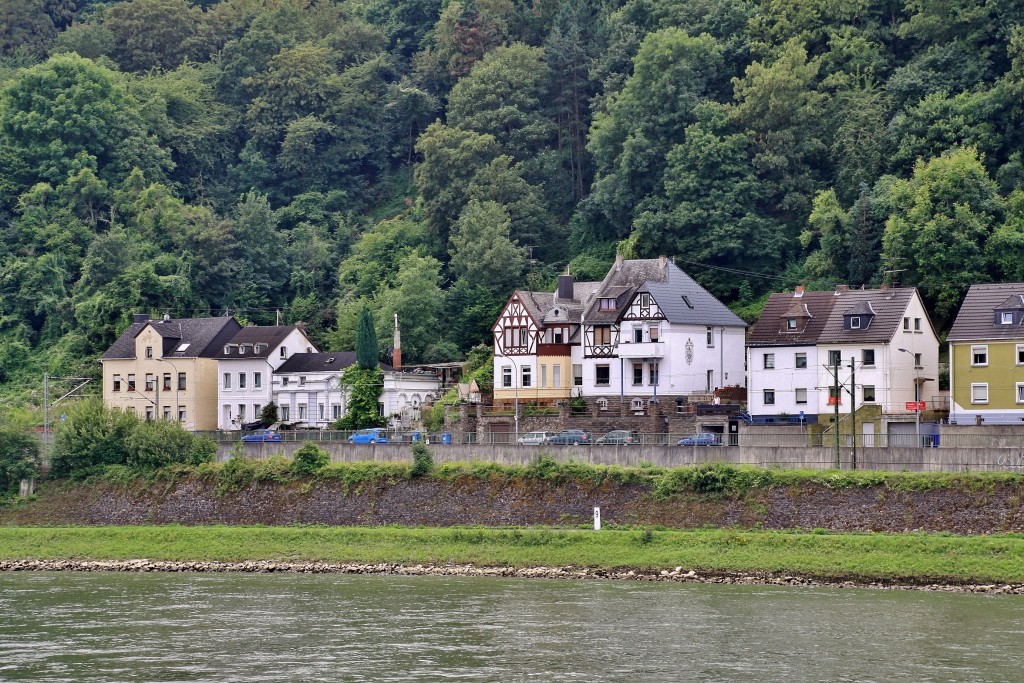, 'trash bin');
441,432,452,445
